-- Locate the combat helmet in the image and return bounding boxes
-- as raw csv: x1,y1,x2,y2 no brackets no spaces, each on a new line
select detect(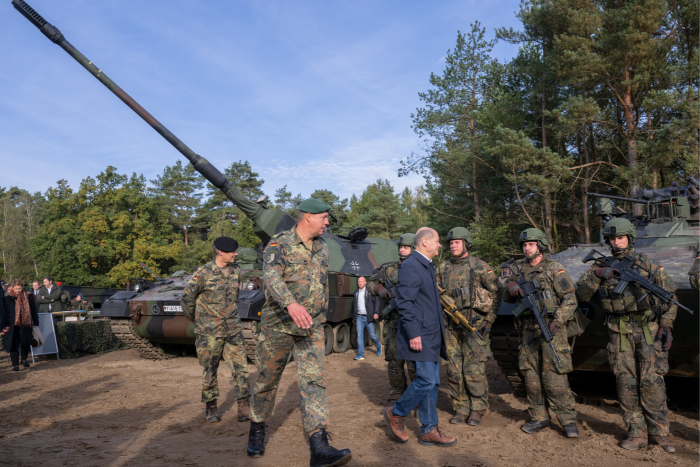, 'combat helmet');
446,227,473,256
602,218,636,249
518,228,548,255
236,247,259,264
398,233,415,260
